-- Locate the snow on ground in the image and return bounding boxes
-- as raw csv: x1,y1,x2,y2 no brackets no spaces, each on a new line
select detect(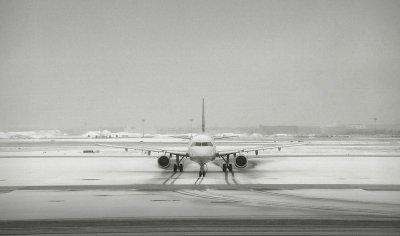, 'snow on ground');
1,188,399,220
0,137,399,186
0,155,399,186
273,189,400,205
0,130,65,139
0,189,301,220
0,137,399,221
